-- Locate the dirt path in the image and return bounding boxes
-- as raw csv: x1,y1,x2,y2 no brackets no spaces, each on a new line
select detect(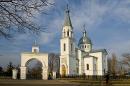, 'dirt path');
0,79,86,86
